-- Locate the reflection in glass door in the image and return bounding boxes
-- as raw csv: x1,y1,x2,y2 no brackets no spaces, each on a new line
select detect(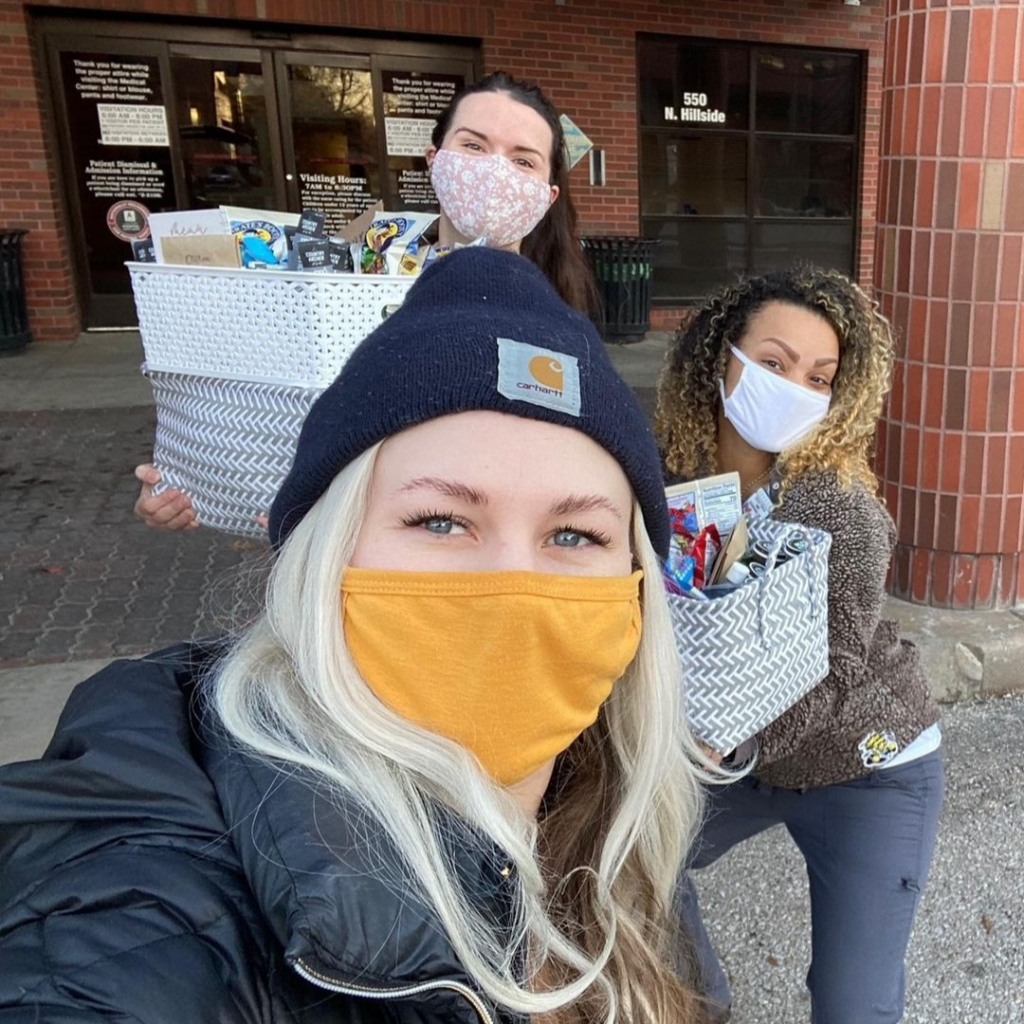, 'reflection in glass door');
170,53,276,211
278,58,379,234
